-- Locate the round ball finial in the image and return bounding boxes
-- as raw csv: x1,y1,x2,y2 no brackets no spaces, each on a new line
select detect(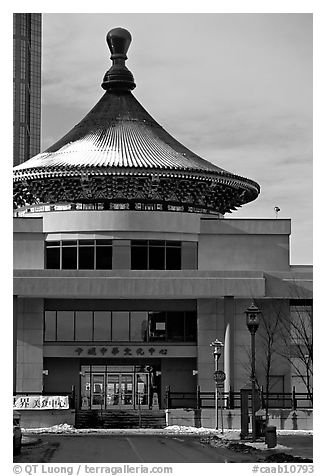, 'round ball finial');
106,27,132,59
102,27,136,91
